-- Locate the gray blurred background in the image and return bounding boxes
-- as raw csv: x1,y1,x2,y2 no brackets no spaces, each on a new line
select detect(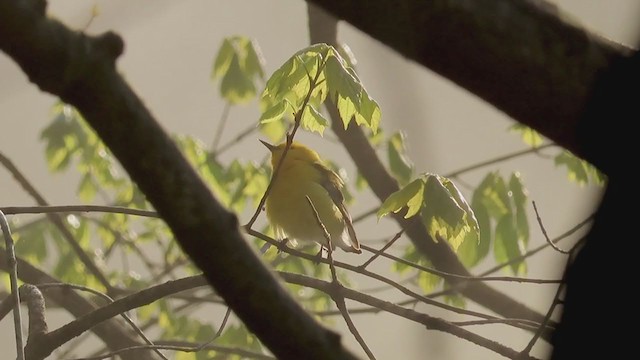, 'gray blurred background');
1,1,638,359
